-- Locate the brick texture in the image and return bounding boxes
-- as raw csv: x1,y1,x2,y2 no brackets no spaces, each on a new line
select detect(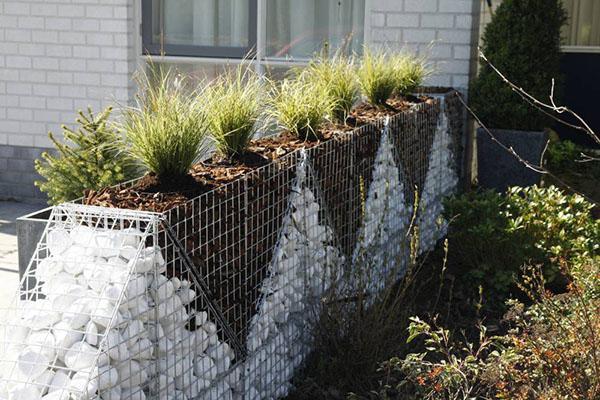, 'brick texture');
369,0,478,89
0,0,136,202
